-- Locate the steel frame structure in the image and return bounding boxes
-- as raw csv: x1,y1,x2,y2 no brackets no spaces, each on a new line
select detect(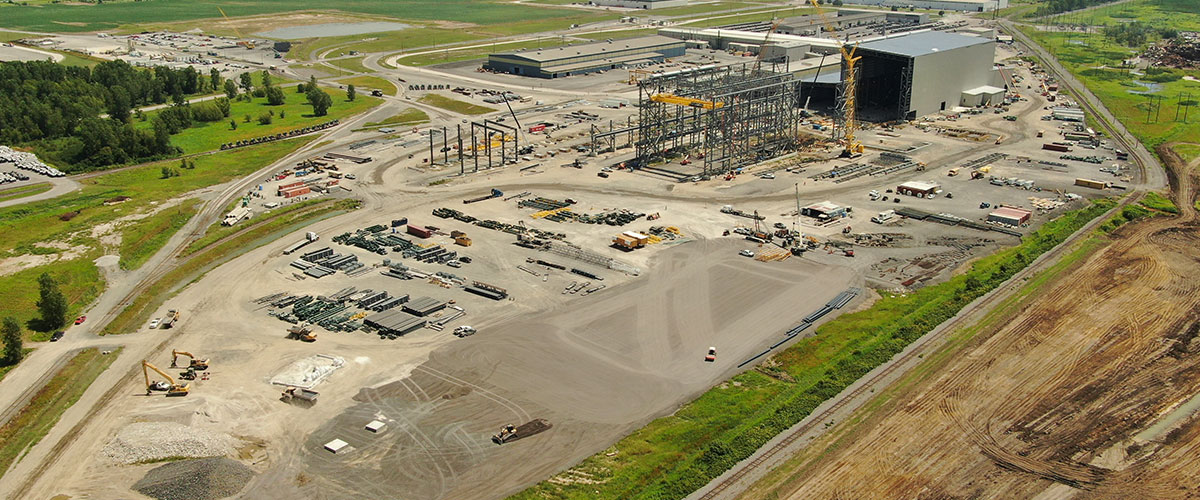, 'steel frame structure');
634,62,802,176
